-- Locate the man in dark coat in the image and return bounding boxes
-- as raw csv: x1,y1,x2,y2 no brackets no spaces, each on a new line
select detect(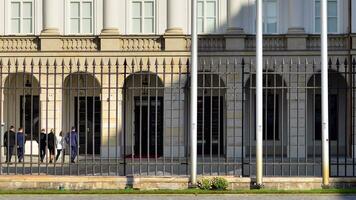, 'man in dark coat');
4,126,16,163
17,127,25,163
39,129,47,163
66,127,78,163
